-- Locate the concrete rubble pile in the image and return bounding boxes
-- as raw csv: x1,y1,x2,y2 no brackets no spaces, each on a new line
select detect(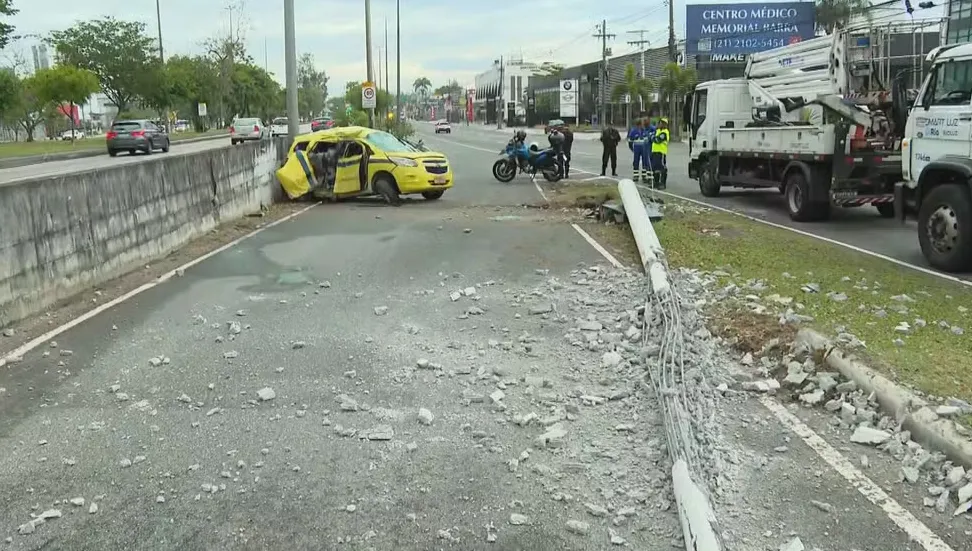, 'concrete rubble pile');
685,266,972,520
